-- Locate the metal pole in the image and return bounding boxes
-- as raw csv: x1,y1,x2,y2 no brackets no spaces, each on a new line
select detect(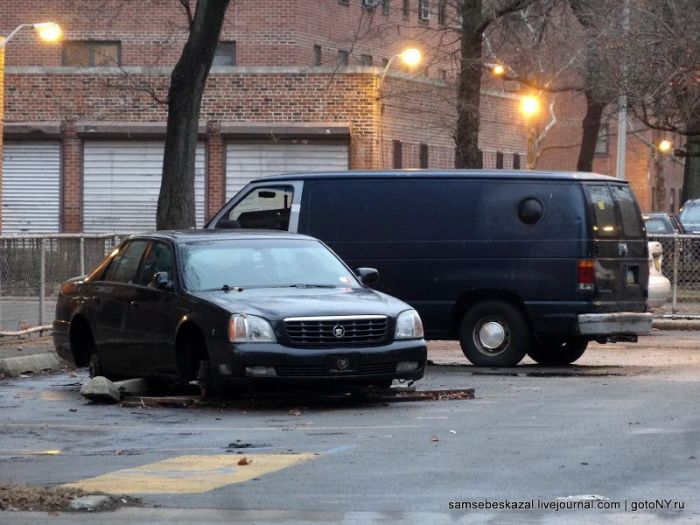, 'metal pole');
79,236,85,276
39,239,46,326
672,234,679,313
615,0,630,180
